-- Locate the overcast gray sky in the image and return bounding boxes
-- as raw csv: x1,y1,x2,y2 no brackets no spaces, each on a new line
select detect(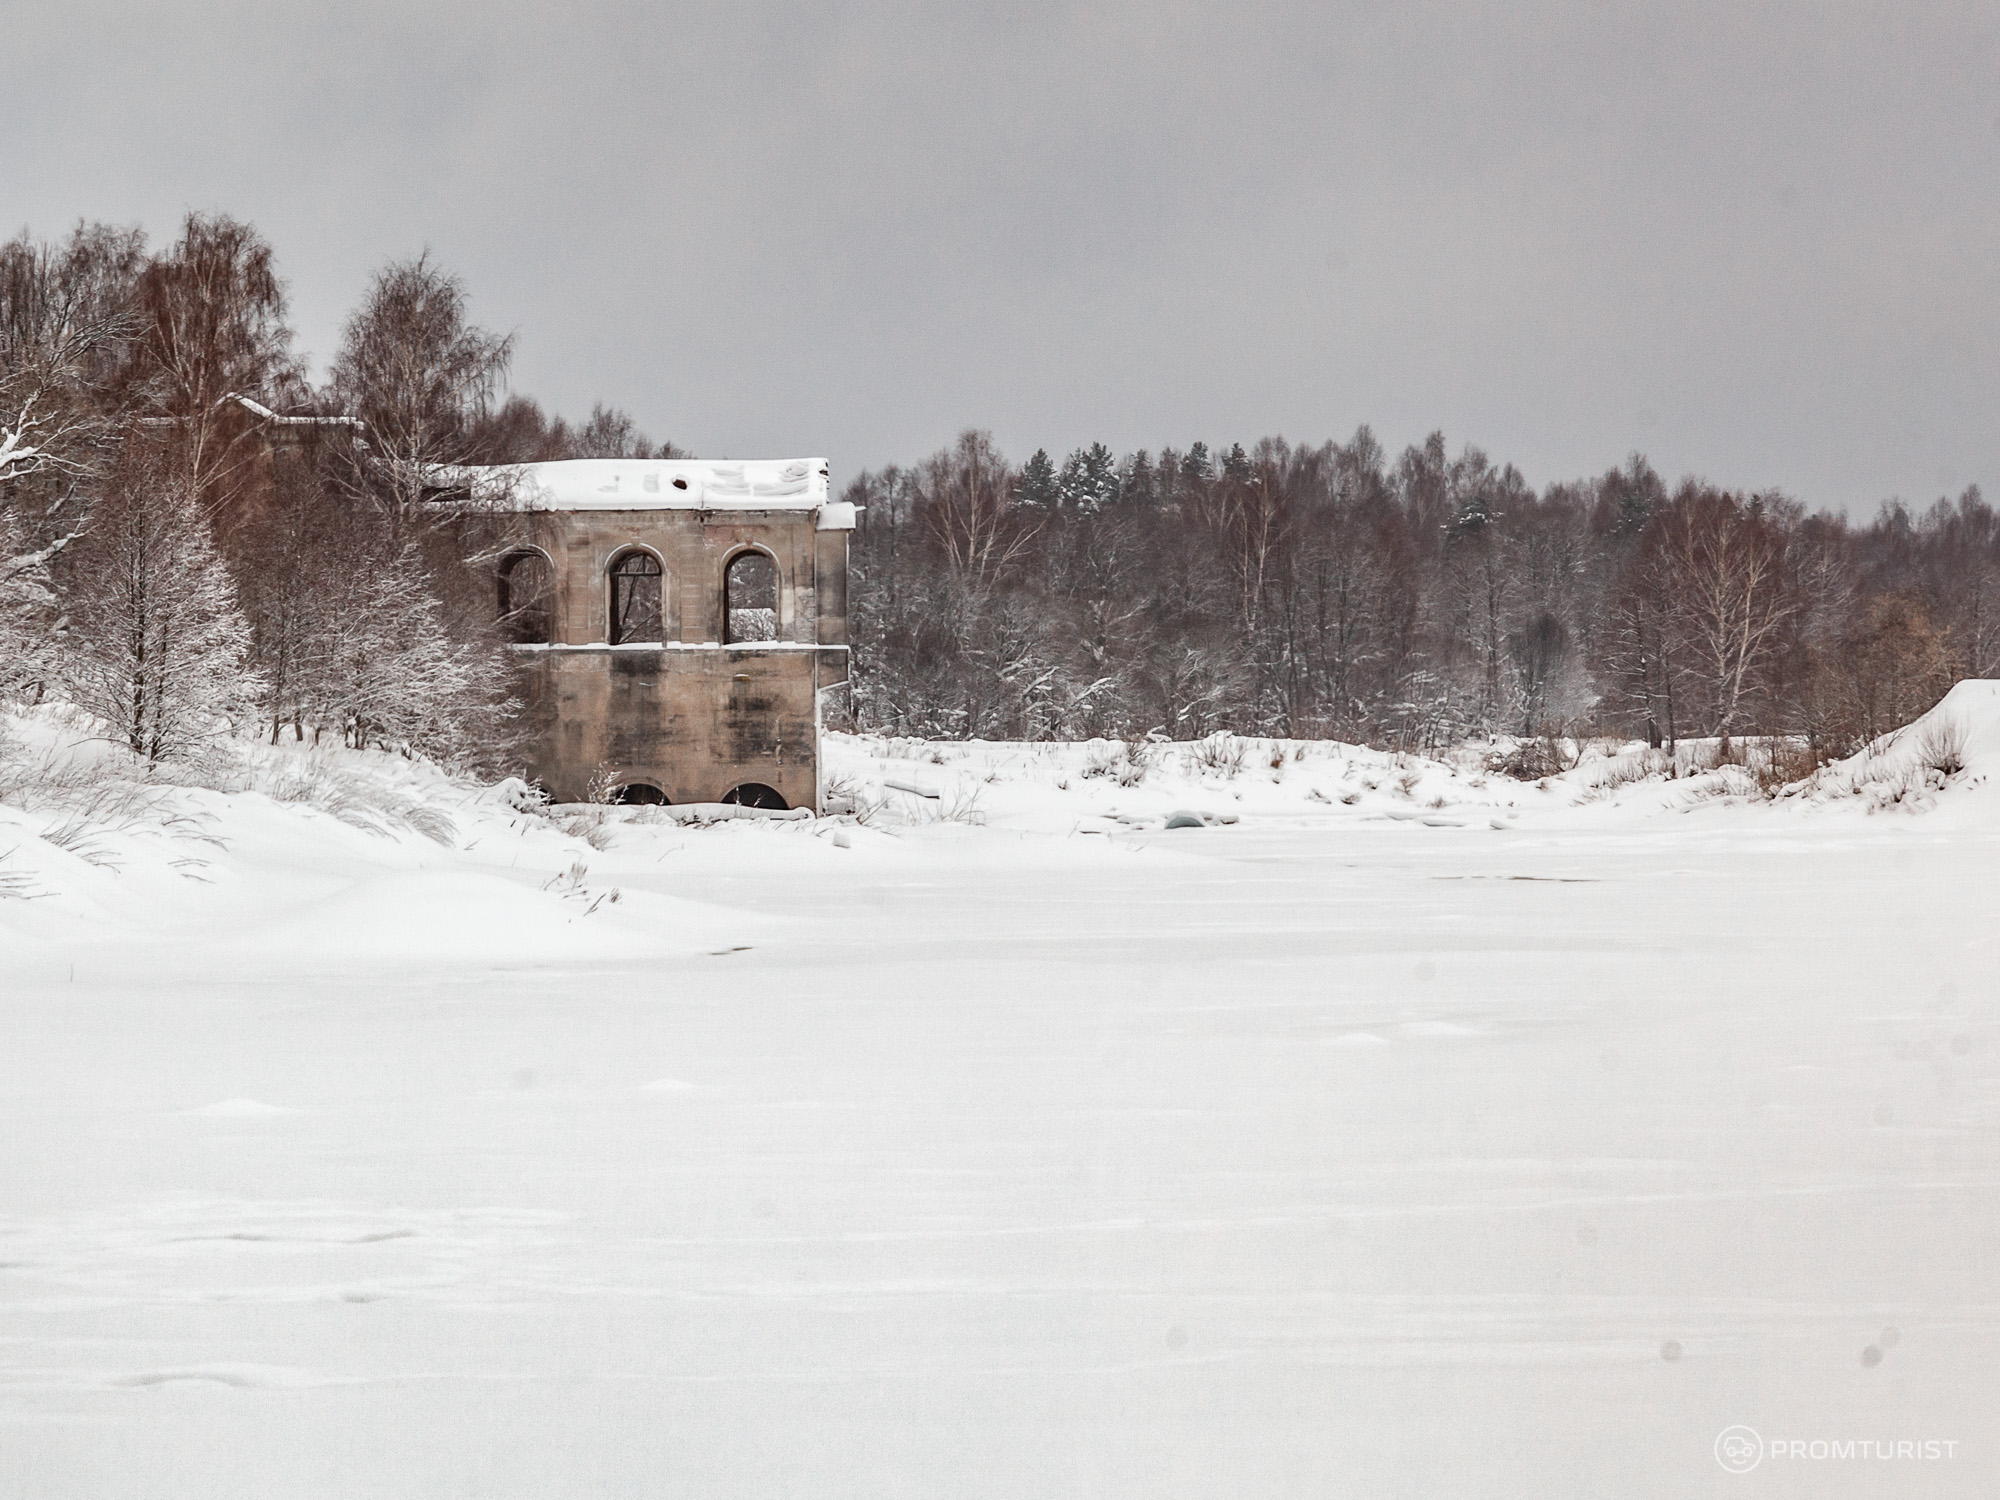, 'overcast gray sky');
8,1,1997,512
